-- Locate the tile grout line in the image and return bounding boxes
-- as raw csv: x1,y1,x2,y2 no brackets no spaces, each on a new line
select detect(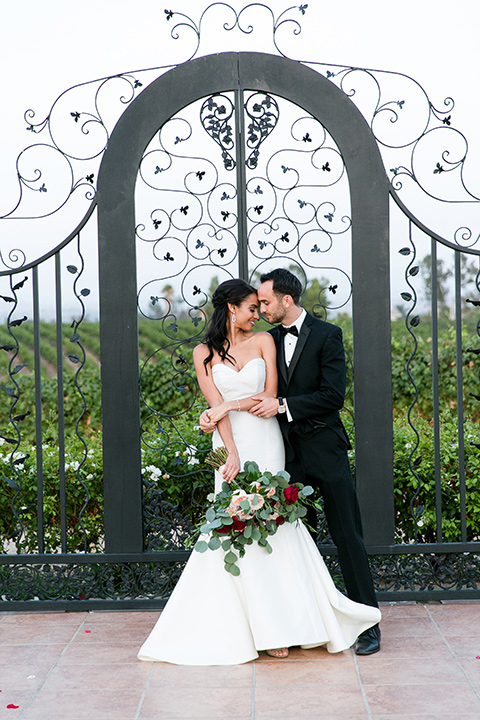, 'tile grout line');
133,661,155,720
18,611,90,720
350,648,373,720
424,603,480,704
